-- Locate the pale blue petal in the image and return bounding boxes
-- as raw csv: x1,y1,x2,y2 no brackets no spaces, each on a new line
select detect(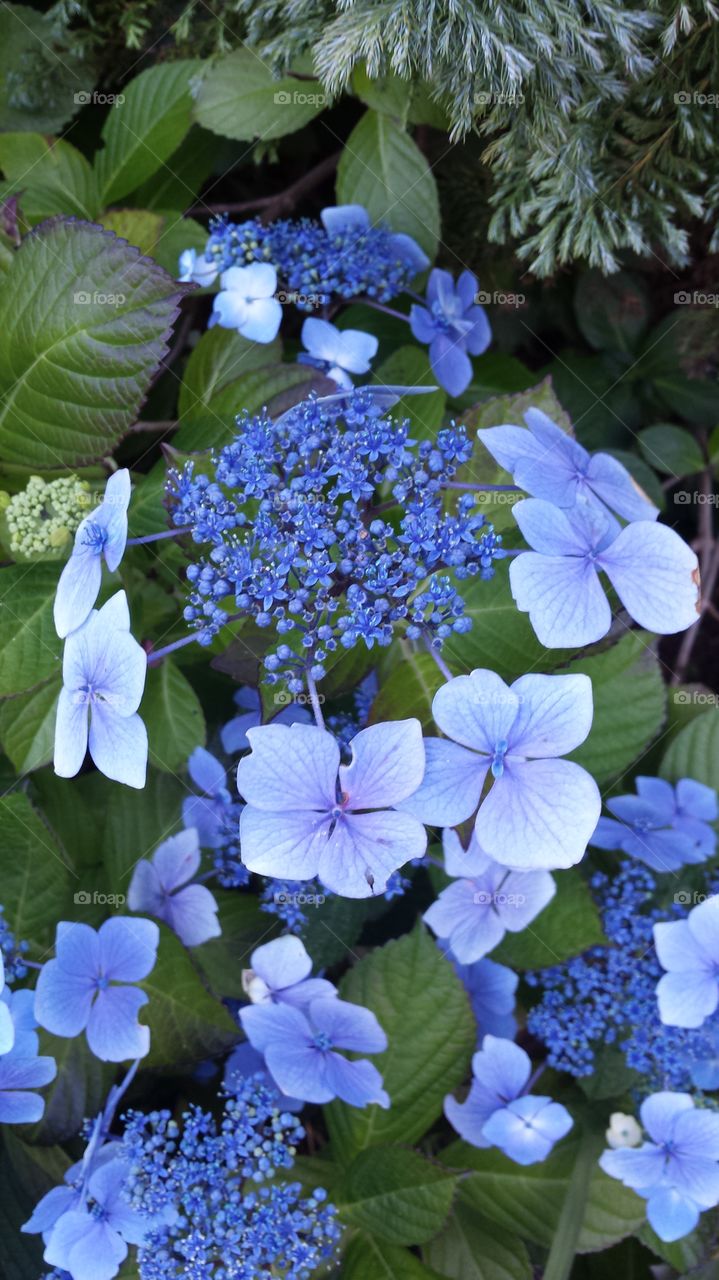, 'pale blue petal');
239,805,329,880
318,809,426,897
239,296,282,343
319,1052,389,1108
677,778,718,822
309,996,387,1053
127,859,163,915
429,333,472,397
152,828,201,892
336,327,378,374
399,737,488,827
476,758,600,870
320,204,369,233
212,289,248,329
433,670,519,753
389,231,429,274
409,304,438,345
220,711,260,754
444,1081,494,1147
509,550,611,647
481,1100,560,1164
164,884,220,947
512,498,594,556
0,1001,15,1056
237,724,339,811
251,935,312,993
585,451,658,522
474,1035,530,1100
653,921,703,972
301,317,344,363
86,986,150,1061
424,881,505,963
508,672,594,757
54,685,89,779
687,896,719,962
54,550,103,639
188,746,227,796
98,917,159,982
464,307,492,356
646,1187,700,1242
89,706,148,788
656,971,718,1028
44,1209,127,1280
340,718,425,808
442,828,492,878
598,521,700,635
34,956,94,1038
240,1000,310,1054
